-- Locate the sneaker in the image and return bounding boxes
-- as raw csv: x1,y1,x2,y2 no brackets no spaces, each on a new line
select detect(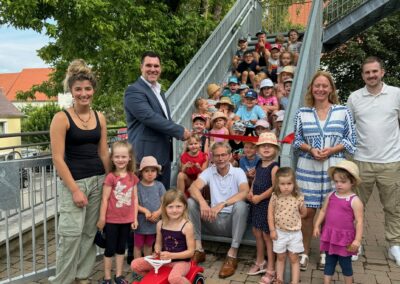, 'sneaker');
114,275,129,284
247,260,266,275
299,254,309,271
352,245,363,261
131,272,143,282
389,245,400,266
99,279,111,284
317,252,326,270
